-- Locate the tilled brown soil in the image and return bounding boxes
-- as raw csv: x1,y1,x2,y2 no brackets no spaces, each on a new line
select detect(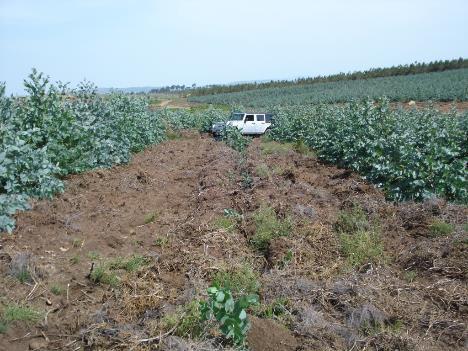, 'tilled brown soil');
0,132,466,351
